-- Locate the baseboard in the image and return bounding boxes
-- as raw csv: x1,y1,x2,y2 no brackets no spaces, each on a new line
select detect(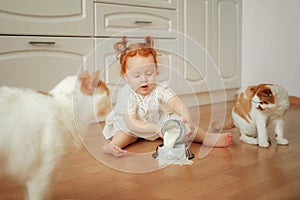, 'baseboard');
179,88,238,107
289,96,300,105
